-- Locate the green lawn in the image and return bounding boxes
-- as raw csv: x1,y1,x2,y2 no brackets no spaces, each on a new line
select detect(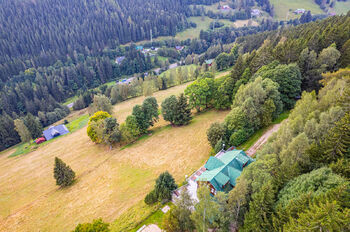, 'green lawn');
9,114,90,158
66,114,90,133
270,0,324,20
175,16,214,40
159,64,197,78
8,142,33,158
130,202,173,232
334,1,350,15
63,96,78,105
